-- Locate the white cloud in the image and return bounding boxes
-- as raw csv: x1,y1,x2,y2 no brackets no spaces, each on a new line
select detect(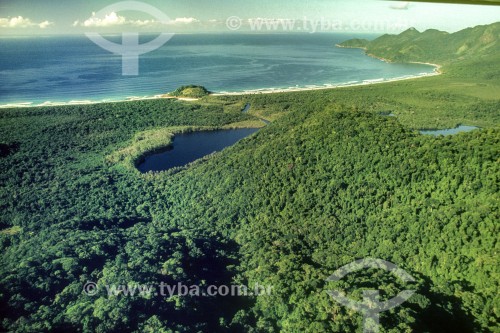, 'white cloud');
0,16,54,29
131,19,156,27
168,17,200,25
206,19,222,27
83,12,126,27
75,12,200,28
390,2,410,10
38,21,53,29
0,16,34,28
